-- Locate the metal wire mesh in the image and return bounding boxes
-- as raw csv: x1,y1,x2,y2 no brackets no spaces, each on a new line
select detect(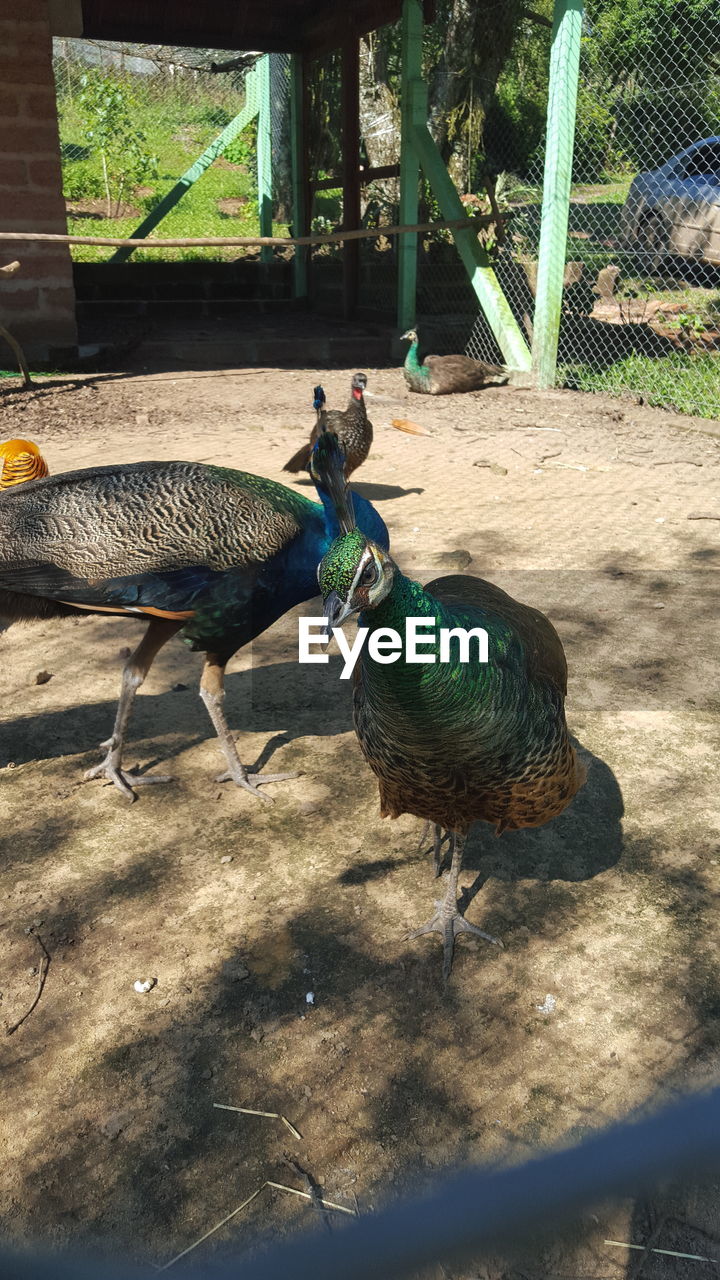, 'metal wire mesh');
52,40,291,261
549,0,720,419
307,6,719,418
